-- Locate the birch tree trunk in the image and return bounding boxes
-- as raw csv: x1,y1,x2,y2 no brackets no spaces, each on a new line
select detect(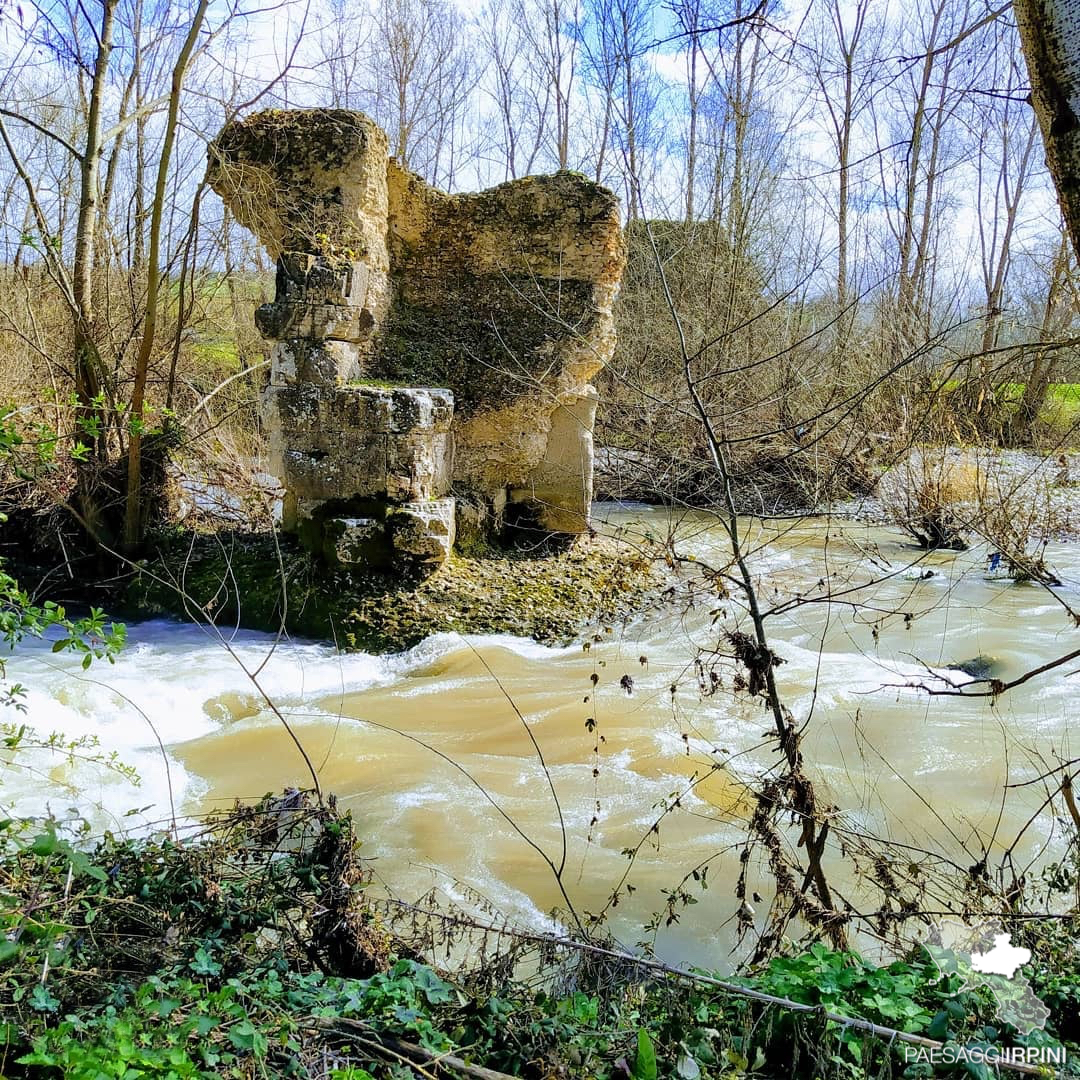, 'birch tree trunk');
1015,0,1080,259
